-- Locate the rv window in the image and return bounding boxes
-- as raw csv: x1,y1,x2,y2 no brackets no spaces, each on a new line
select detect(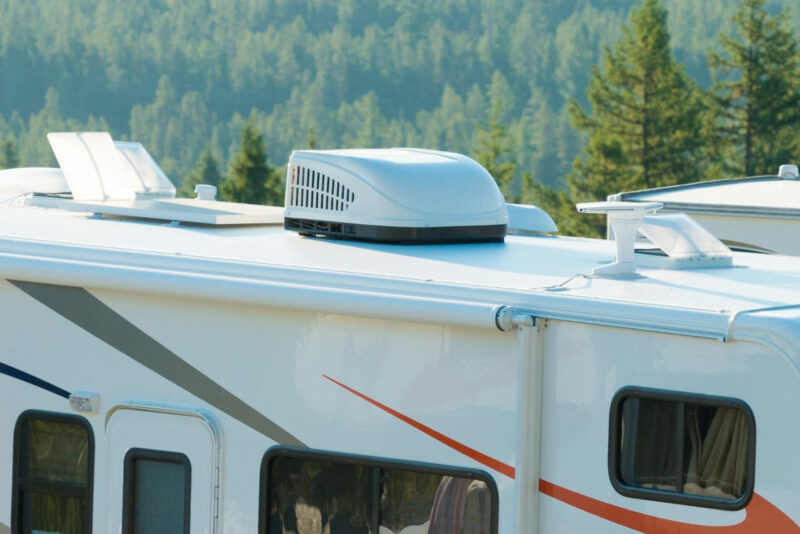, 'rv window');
260,447,497,534
12,410,94,534
609,387,755,510
122,448,191,534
